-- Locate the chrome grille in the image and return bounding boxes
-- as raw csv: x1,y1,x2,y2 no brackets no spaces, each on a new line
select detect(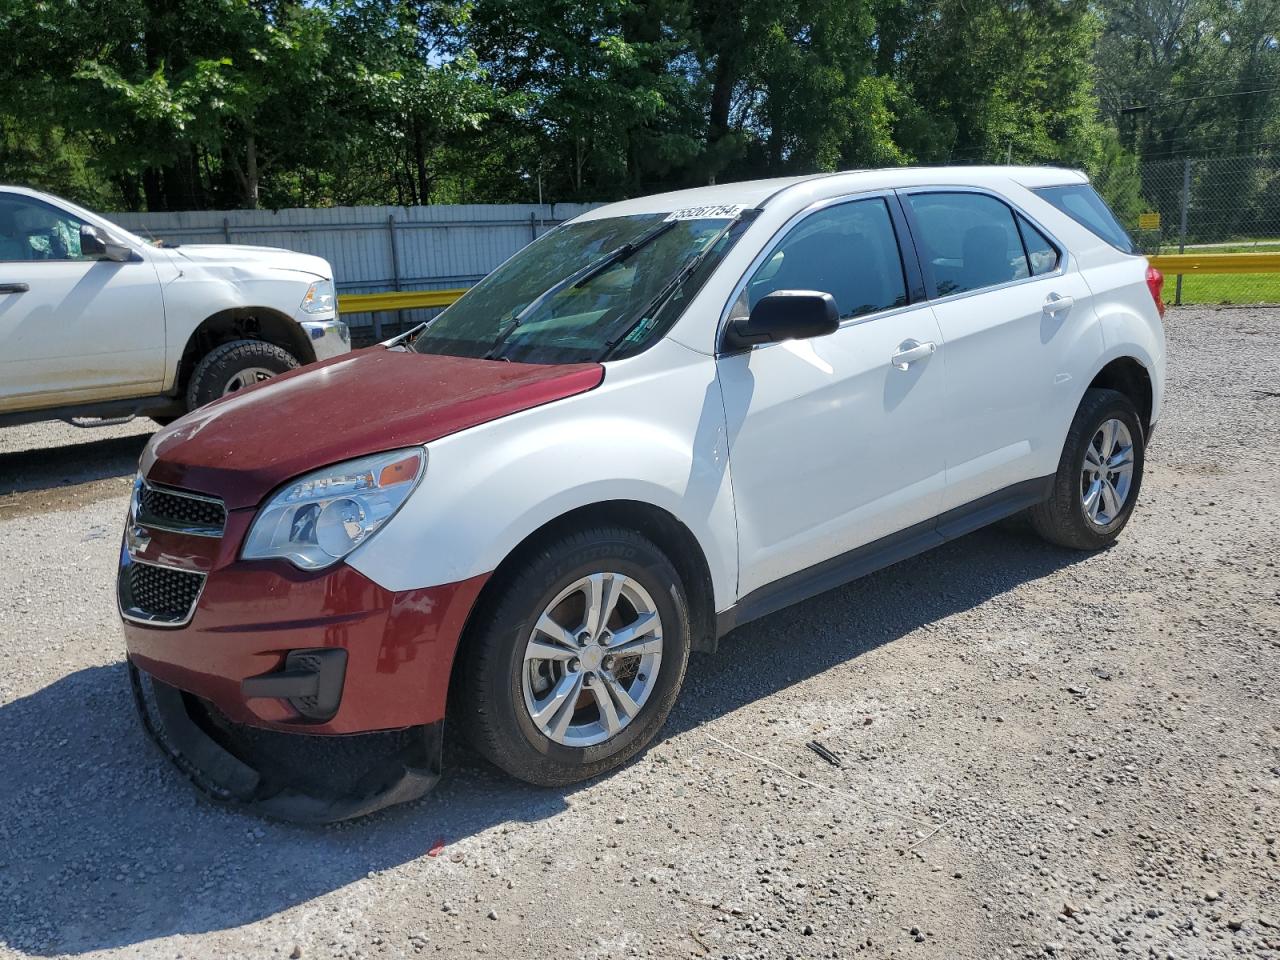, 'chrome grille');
127,562,204,620
120,473,222,626
132,477,225,537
